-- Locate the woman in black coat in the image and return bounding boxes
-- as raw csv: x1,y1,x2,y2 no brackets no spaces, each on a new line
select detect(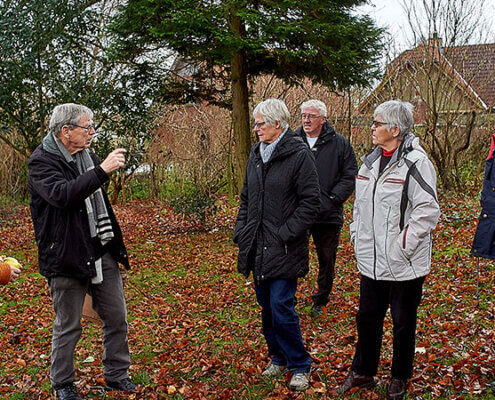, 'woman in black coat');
233,98,320,392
